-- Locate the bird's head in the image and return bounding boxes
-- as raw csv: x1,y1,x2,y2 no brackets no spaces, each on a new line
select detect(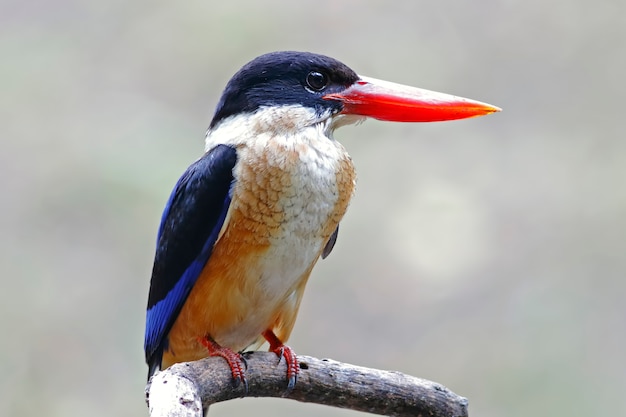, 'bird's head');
207,51,500,137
